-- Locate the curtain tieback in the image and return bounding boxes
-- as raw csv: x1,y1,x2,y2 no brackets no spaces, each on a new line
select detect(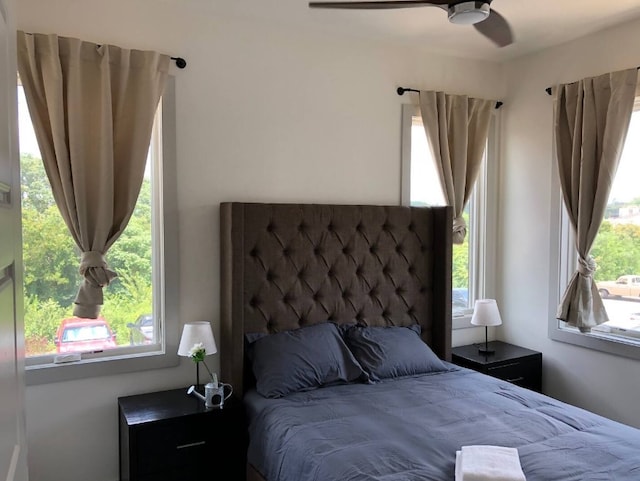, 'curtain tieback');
452,216,467,244
79,250,117,287
74,251,118,318
79,250,106,273
577,255,596,277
